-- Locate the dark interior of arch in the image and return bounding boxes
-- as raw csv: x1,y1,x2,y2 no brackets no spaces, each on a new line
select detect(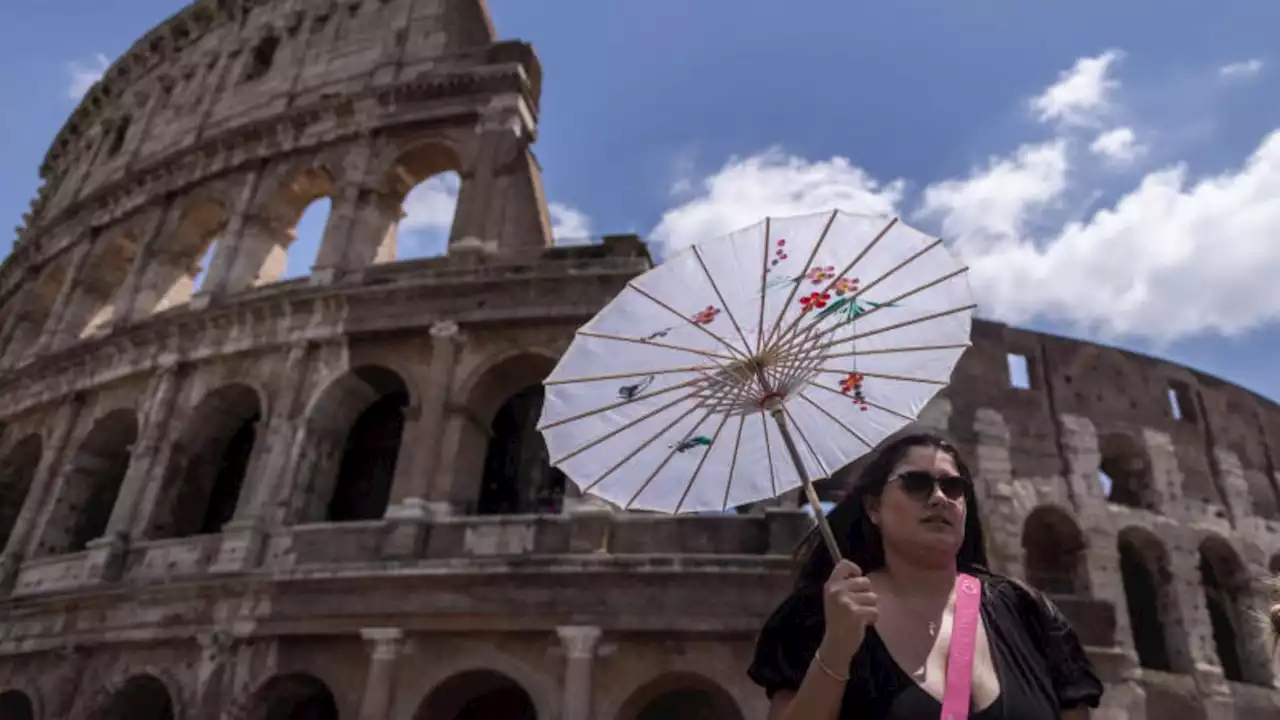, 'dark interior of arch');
0,690,34,720
1118,535,1171,671
327,389,407,522
1022,508,1087,595
634,687,743,720
65,410,139,553
1098,433,1150,509
415,670,537,720
92,674,174,720
1198,547,1244,682
158,385,262,538
0,435,42,549
252,673,338,720
478,385,565,515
